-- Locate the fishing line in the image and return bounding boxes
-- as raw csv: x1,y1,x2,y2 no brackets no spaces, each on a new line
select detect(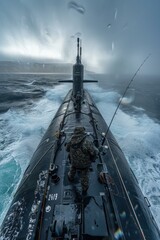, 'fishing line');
102,53,151,145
